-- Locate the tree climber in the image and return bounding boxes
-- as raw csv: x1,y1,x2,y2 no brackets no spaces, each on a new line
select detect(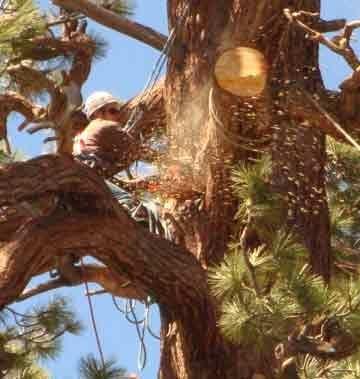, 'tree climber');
73,91,141,176
72,92,168,237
